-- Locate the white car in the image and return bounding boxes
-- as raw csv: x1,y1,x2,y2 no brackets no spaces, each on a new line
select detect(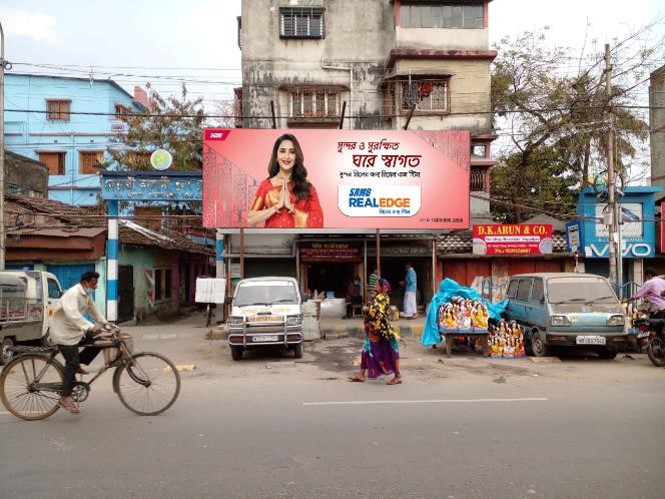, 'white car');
226,277,304,361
